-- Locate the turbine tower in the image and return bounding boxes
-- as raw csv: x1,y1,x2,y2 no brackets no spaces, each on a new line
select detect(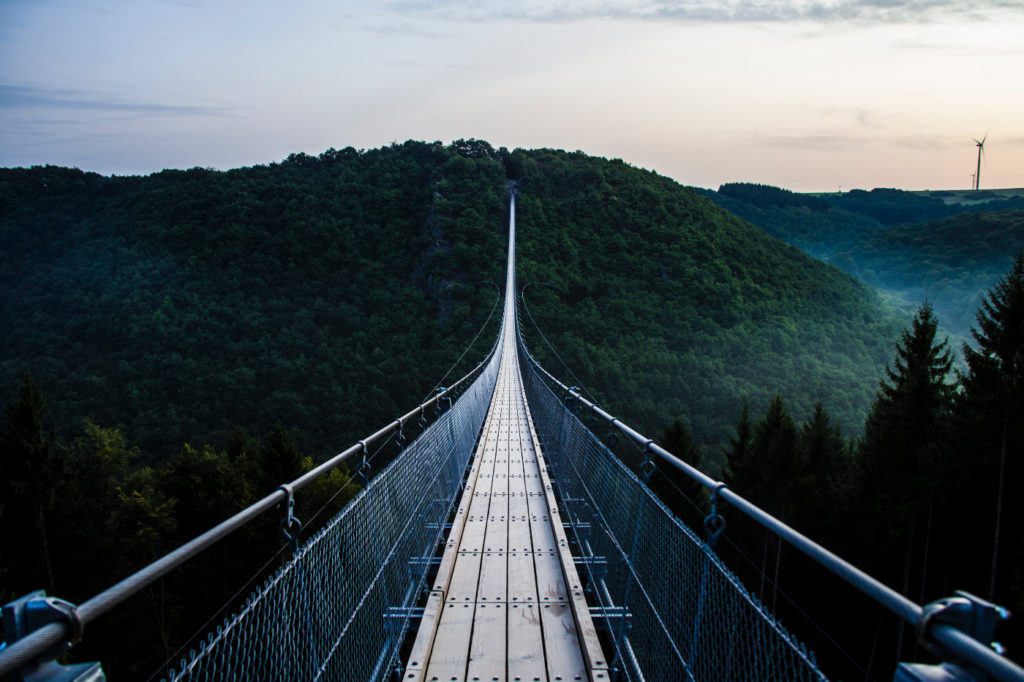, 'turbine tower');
973,133,987,190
